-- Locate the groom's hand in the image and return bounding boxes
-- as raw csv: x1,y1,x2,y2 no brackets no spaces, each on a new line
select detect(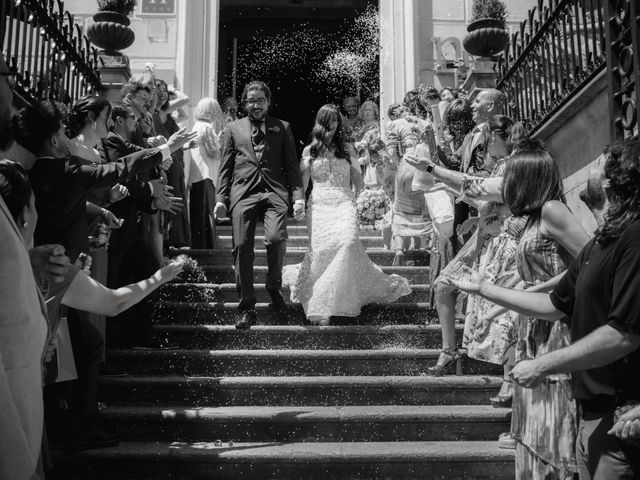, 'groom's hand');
293,200,306,220
214,202,227,220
